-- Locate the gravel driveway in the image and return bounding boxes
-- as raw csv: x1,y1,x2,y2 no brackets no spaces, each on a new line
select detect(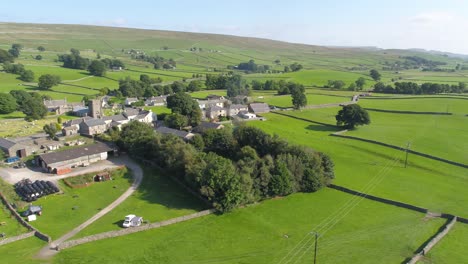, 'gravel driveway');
0,157,129,185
